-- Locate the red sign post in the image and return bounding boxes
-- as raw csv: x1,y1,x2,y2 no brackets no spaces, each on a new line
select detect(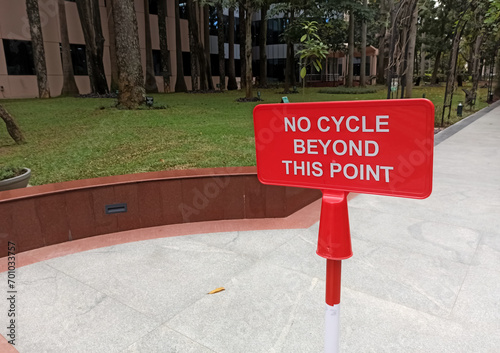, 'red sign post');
253,99,434,352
